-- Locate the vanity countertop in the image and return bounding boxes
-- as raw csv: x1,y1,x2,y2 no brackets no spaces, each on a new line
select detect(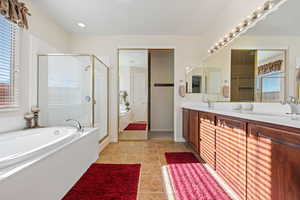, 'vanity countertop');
182,103,300,130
